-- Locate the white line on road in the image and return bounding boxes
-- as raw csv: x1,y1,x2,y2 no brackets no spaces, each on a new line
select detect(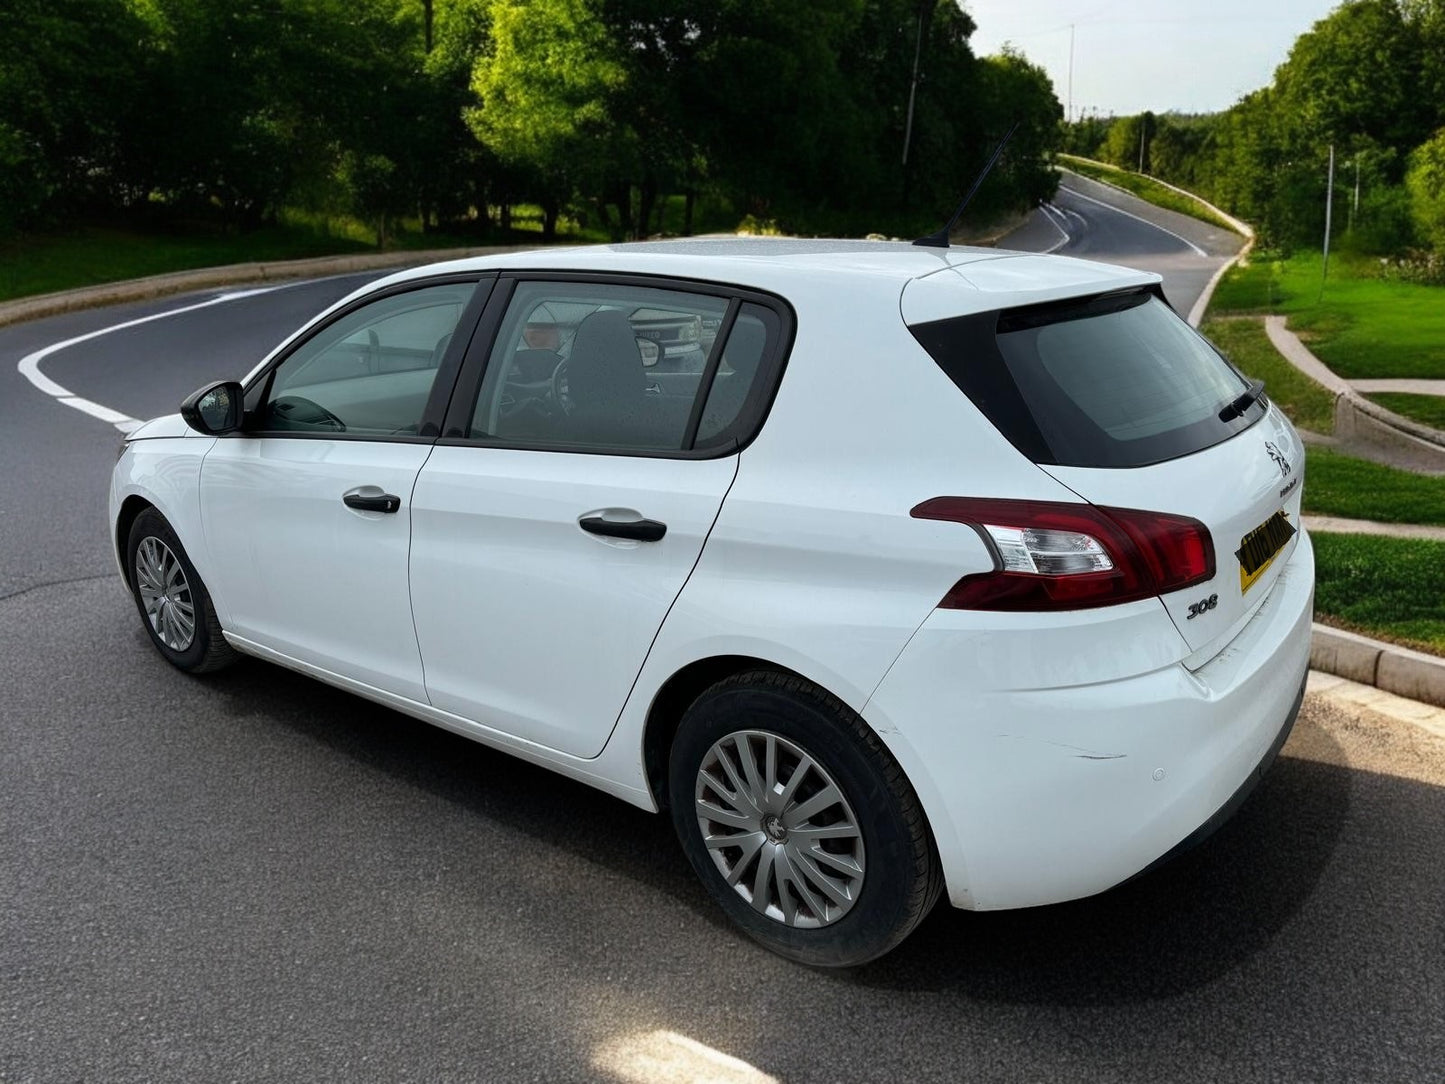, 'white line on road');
17,287,283,433
1060,186,1209,257
1037,203,1071,254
